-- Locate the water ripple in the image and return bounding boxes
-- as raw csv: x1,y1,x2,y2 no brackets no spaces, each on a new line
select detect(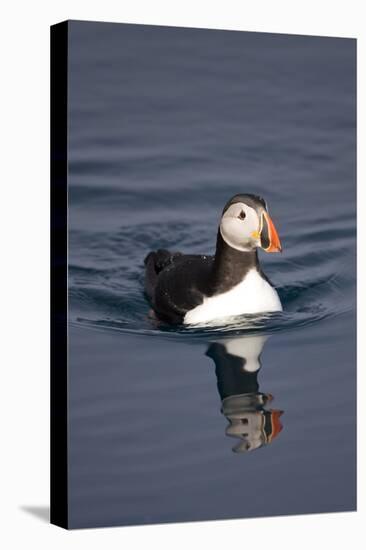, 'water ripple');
69,215,355,340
